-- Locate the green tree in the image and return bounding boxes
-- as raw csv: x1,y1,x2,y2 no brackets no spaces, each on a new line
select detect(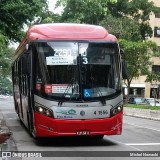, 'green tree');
0,43,15,94
119,39,157,100
55,0,157,40
0,0,50,94
100,15,142,41
0,46,14,78
0,33,13,78
107,0,156,39
0,77,13,94
0,0,48,42
0,34,8,48
55,0,117,24
35,11,61,24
